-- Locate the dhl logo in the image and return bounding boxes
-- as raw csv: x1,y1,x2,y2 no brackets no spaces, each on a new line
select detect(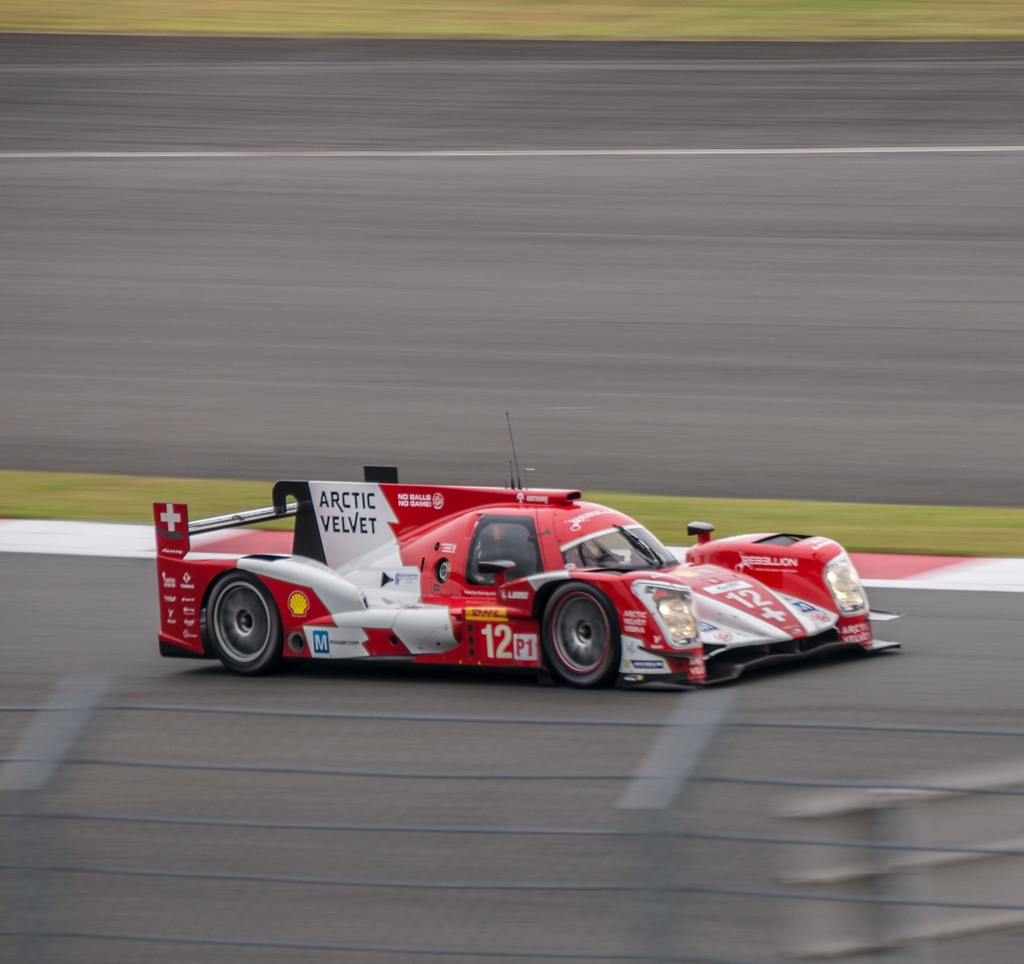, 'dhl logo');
464,607,509,622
